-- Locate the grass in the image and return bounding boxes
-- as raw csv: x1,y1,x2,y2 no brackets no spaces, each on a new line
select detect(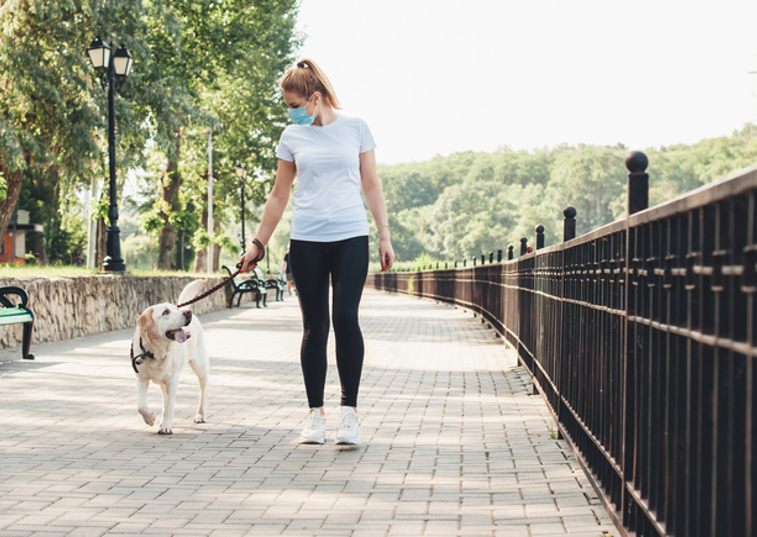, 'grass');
0,264,219,279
